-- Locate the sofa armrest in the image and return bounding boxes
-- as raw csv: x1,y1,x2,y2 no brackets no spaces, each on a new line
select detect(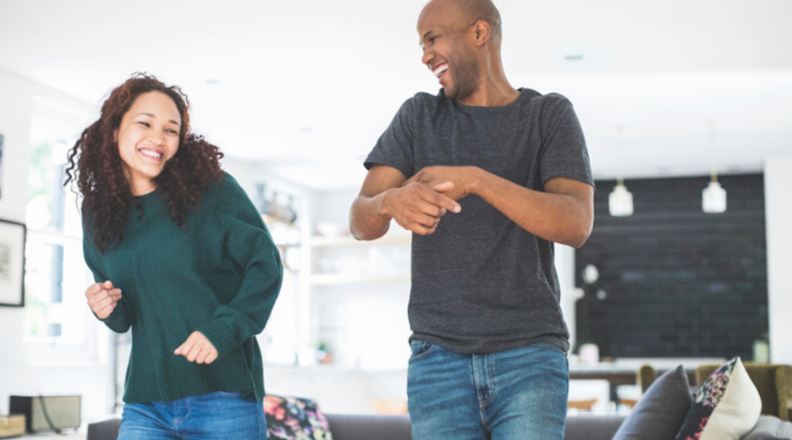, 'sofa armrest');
87,411,623,440
564,414,626,440
326,413,412,440
87,417,121,440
